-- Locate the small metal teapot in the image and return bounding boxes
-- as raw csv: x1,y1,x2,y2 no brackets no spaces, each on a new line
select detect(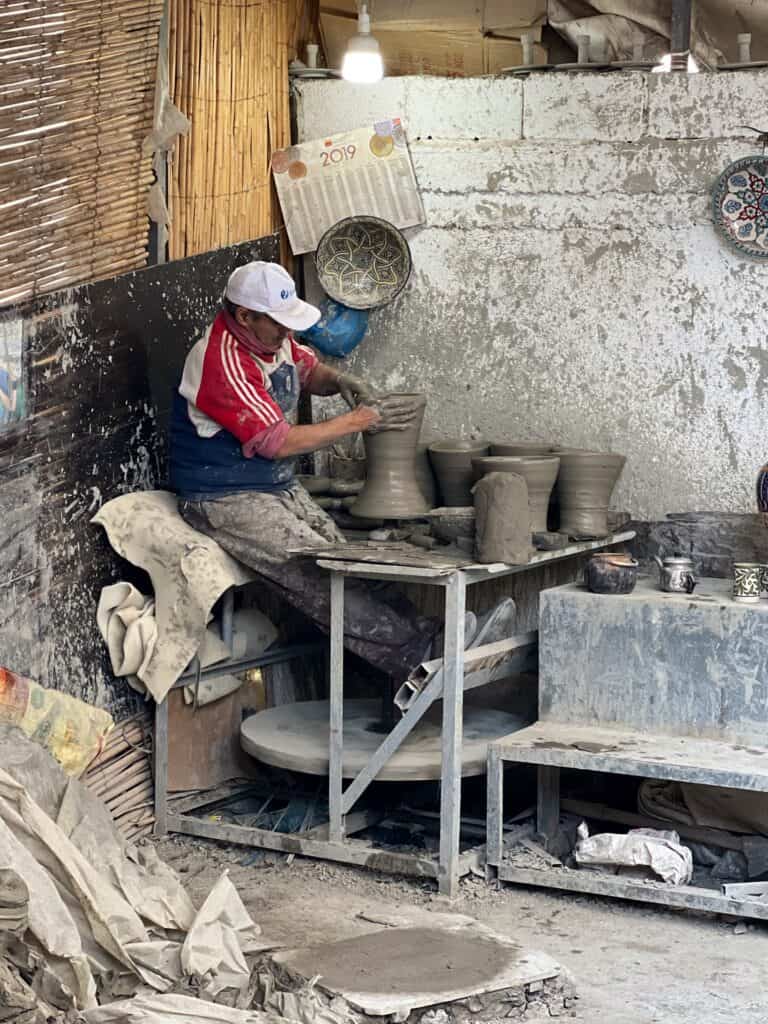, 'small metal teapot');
653,553,697,594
